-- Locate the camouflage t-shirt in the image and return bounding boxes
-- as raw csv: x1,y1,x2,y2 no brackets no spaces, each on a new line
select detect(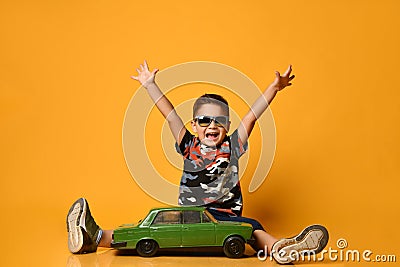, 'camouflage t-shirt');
175,129,248,216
